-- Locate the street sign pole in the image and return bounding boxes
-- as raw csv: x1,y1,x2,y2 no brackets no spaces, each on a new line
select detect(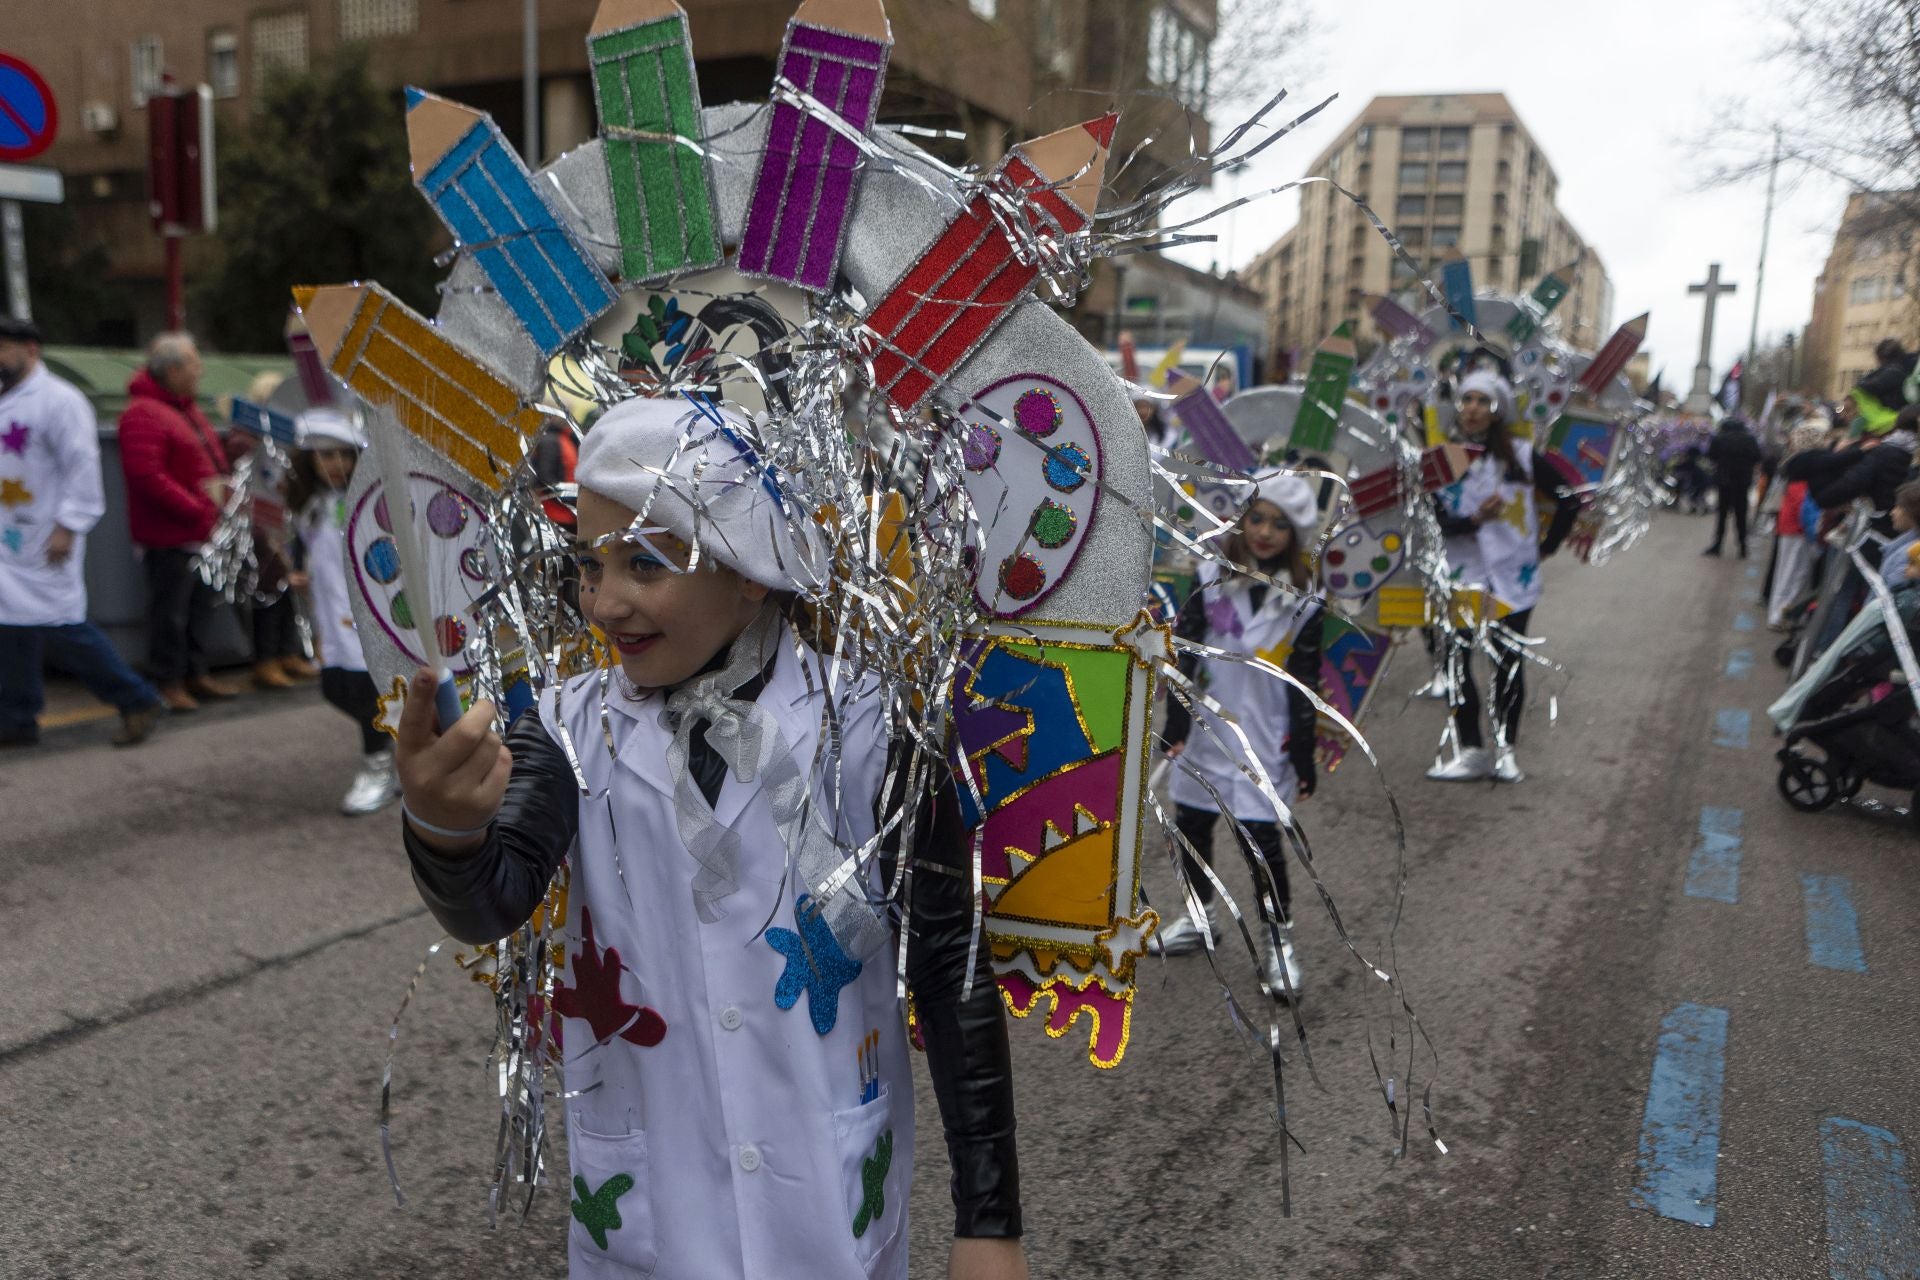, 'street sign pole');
2,198,26,322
